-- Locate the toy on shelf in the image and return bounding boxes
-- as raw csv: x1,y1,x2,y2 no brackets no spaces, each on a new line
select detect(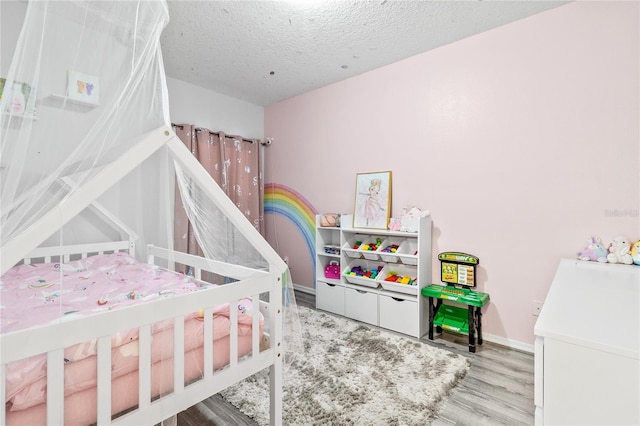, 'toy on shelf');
346,265,383,279
324,261,341,279
631,241,640,266
323,245,341,255
388,205,431,232
360,237,382,251
577,236,608,262
383,270,416,286
607,236,634,265
388,218,401,231
380,243,399,253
